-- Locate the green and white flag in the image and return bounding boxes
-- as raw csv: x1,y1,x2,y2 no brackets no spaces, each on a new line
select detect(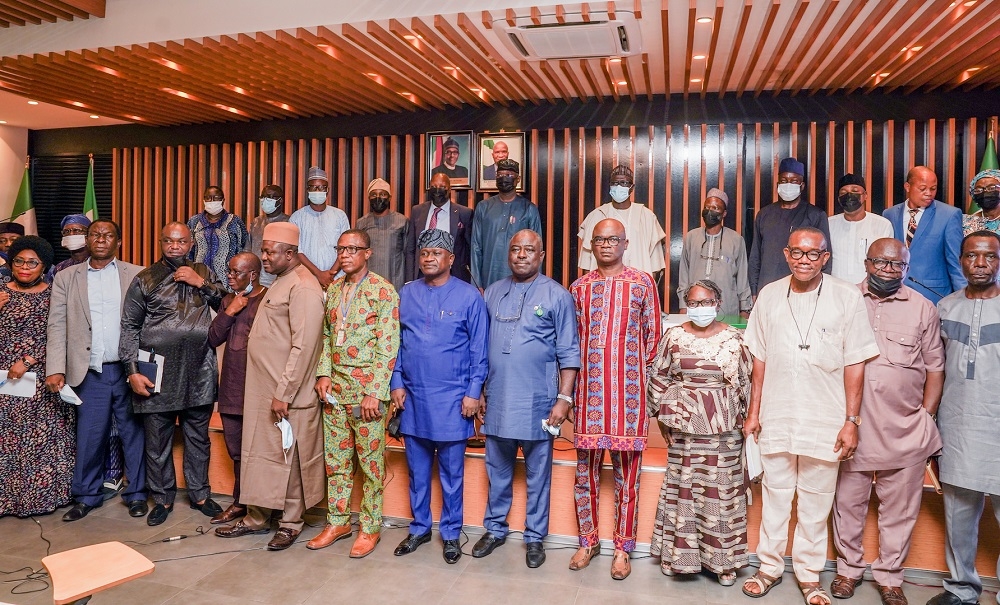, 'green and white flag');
11,162,36,236
83,155,99,221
